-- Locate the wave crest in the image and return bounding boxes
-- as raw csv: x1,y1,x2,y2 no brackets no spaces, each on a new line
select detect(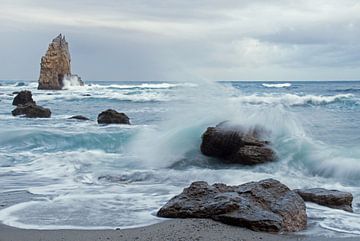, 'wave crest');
232,93,355,106
262,83,292,88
